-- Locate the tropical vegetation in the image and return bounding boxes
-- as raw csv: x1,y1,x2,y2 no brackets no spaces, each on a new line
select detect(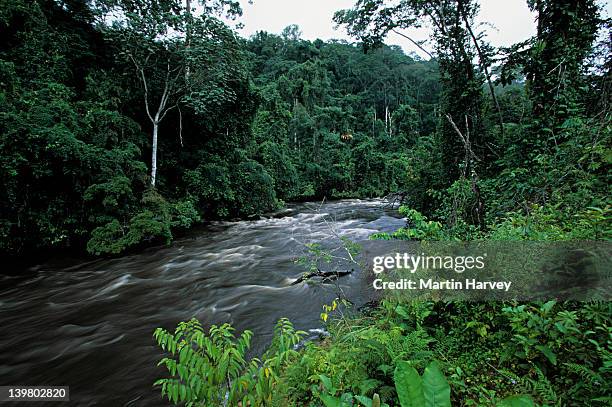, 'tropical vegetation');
0,0,610,405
